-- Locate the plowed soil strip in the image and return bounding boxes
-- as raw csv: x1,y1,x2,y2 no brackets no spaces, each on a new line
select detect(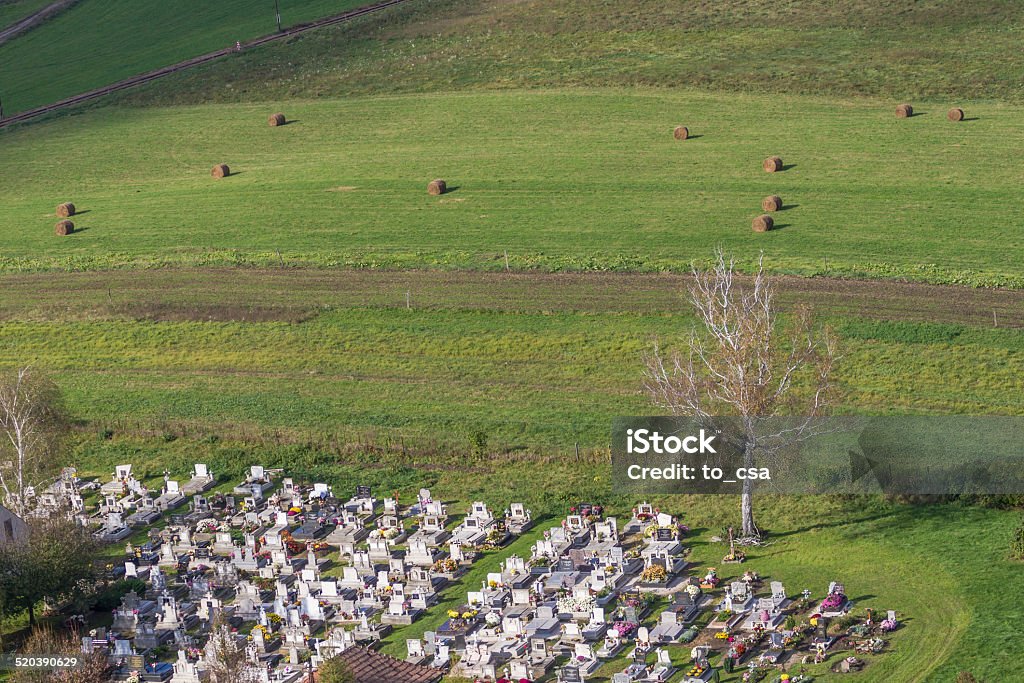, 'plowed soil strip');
1,269,1021,327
